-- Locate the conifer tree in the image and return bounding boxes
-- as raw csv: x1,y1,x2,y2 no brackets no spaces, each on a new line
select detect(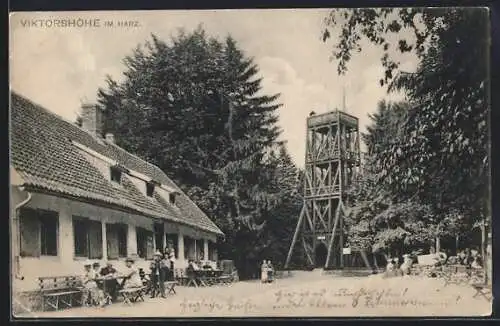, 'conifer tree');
97,27,301,278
